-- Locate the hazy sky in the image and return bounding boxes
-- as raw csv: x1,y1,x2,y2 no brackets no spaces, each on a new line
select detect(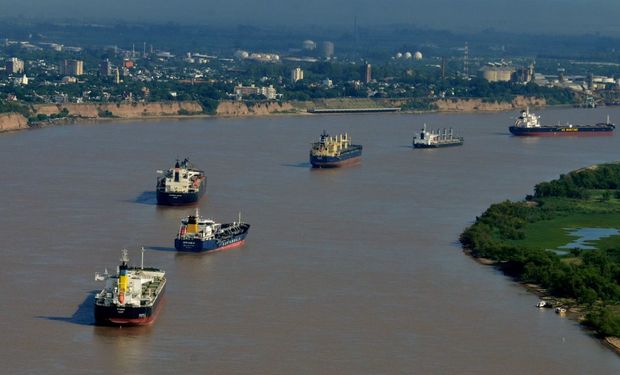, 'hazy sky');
2,0,620,34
